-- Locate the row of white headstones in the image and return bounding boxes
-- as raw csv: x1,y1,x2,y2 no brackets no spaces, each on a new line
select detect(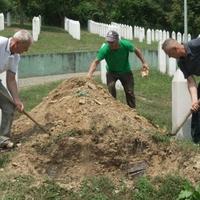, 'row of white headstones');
64,17,80,40
0,13,41,42
0,16,194,140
